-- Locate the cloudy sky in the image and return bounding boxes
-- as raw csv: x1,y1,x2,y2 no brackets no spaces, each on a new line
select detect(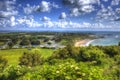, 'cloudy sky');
0,0,120,31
